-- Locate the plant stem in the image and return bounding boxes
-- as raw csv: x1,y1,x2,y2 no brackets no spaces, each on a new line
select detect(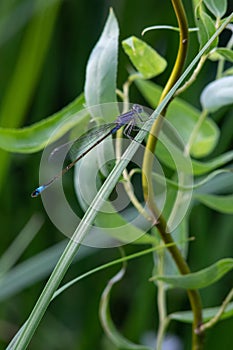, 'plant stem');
199,288,233,332
175,54,207,96
142,1,204,349
156,249,169,350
